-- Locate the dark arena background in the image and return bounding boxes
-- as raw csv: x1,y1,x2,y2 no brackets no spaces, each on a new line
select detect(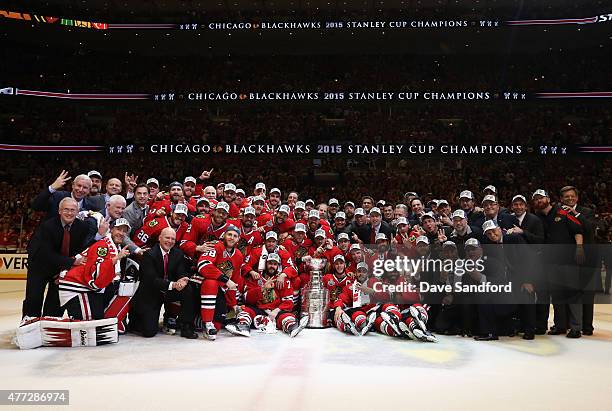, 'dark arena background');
0,1,611,410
